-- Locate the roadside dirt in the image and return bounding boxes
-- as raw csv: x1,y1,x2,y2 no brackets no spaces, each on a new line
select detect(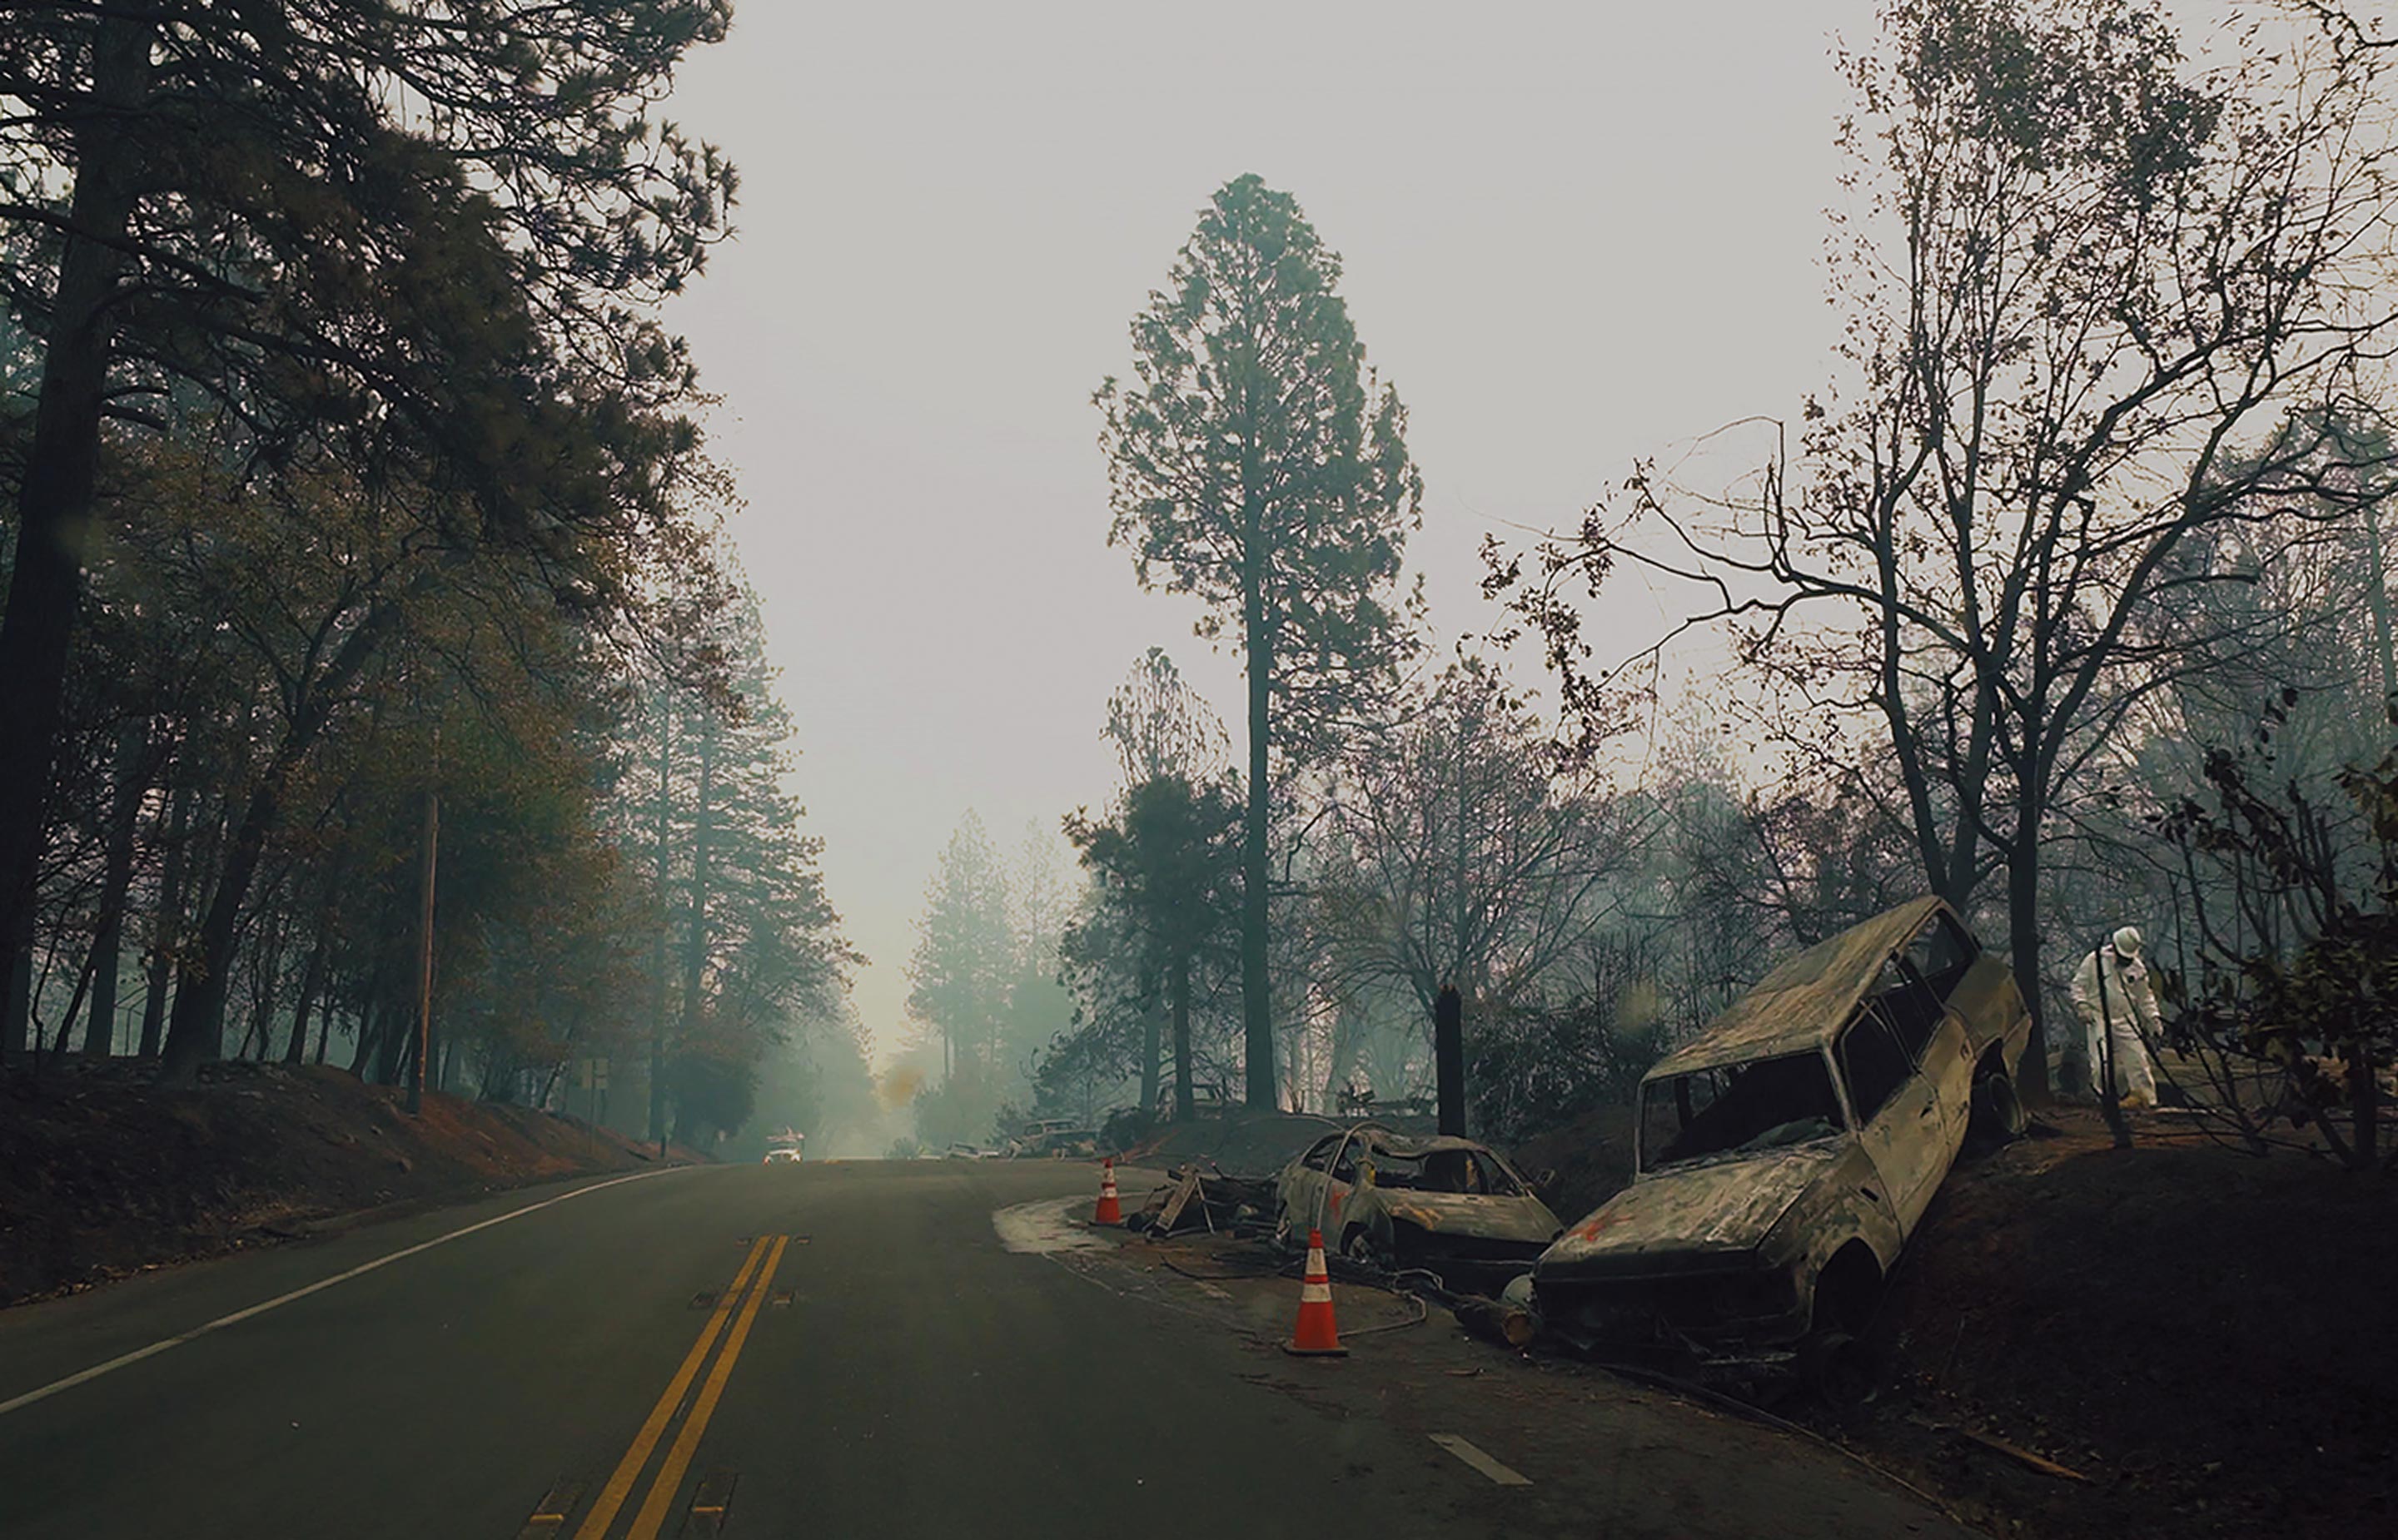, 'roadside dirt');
0,1057,701,1307
1831,1107,2398,1540
1493,1100,2396,1538
1062,1208,1976,1538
